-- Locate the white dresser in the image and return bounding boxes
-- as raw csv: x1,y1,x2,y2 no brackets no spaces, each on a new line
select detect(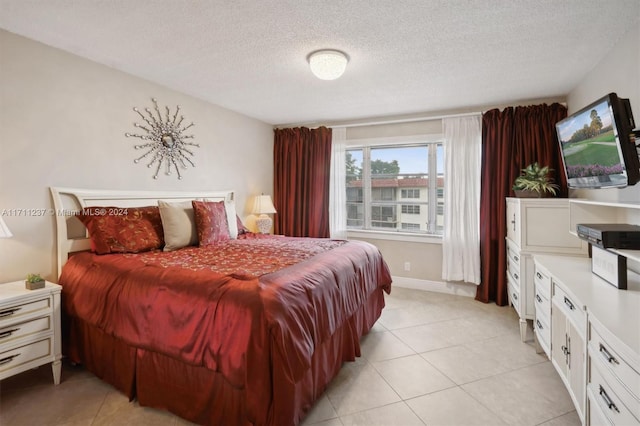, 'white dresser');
0,281,62,384
535,254,639,425
505,197,587,341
